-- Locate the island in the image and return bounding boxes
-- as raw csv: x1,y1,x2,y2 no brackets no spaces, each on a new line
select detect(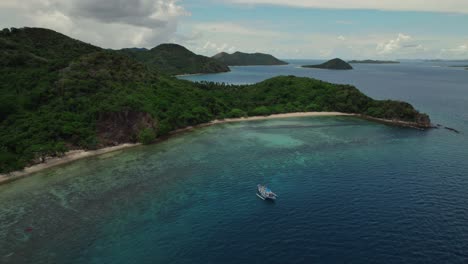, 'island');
427,59,468,62
0,27,431,175
302,58,353,70
212,51,288,66
349,60,400,64
120,43,230,75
